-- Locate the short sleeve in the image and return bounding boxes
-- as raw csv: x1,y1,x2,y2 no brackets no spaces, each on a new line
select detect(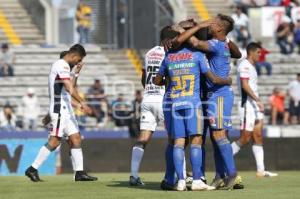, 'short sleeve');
207,39,219,53
198,53,209,74
158,58,167,76
57,64,71,80
239,65,250,79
